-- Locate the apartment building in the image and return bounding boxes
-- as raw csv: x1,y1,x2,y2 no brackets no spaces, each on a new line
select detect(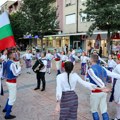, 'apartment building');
45,0,109,56
0,1,15,13
8,0,22,14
